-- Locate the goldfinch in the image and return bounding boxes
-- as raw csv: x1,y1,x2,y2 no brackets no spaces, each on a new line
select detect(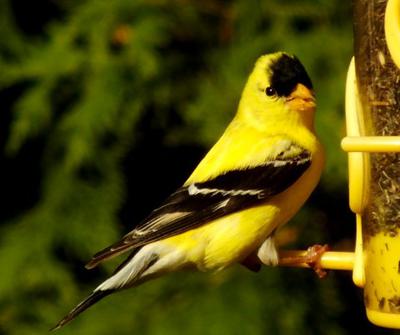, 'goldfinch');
53,52,324,329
